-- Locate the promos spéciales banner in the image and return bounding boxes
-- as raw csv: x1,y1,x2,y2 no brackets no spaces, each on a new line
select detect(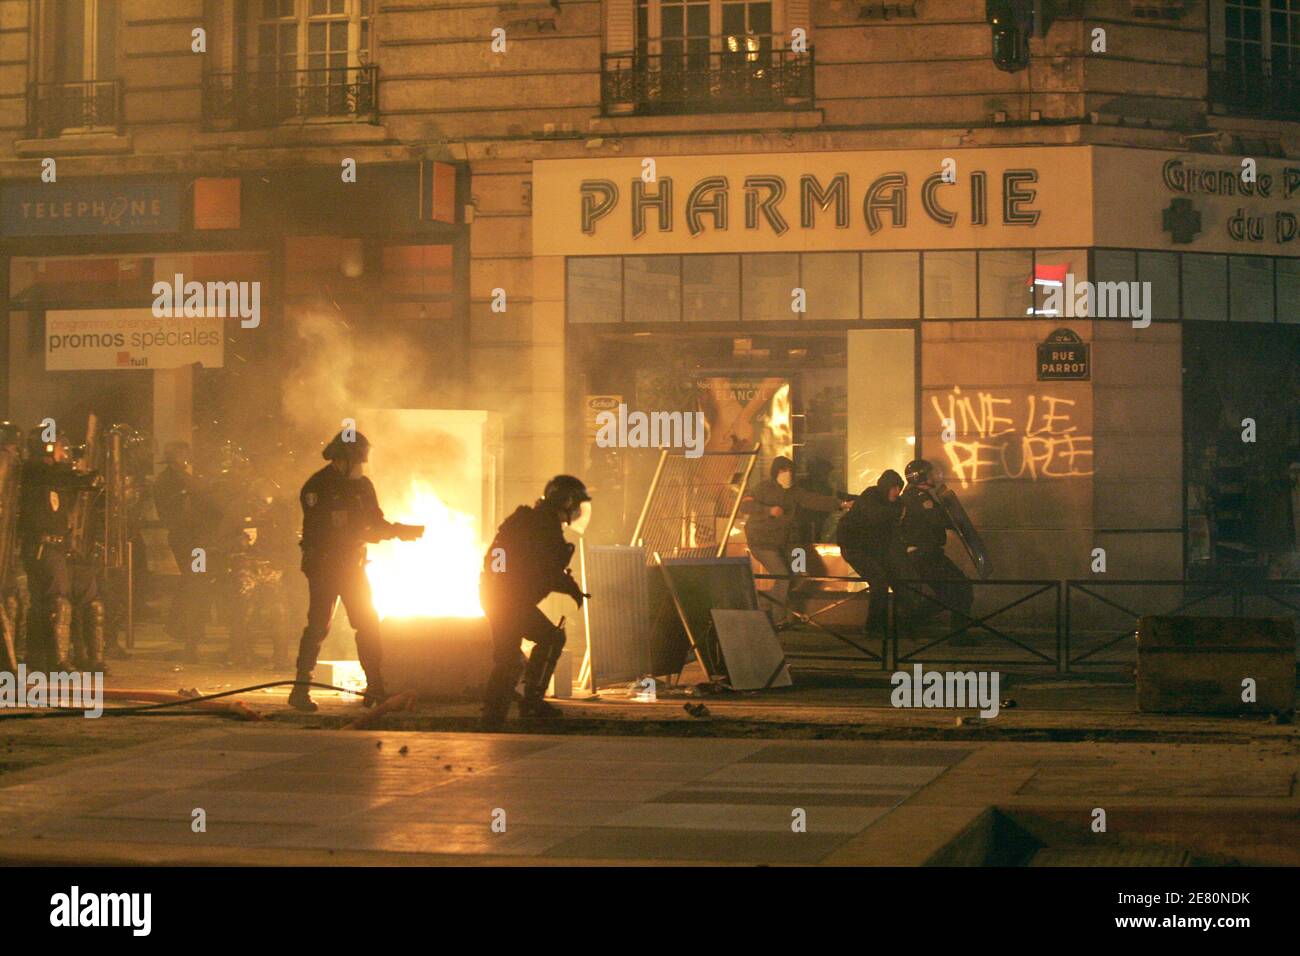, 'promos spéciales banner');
44,309,224,371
